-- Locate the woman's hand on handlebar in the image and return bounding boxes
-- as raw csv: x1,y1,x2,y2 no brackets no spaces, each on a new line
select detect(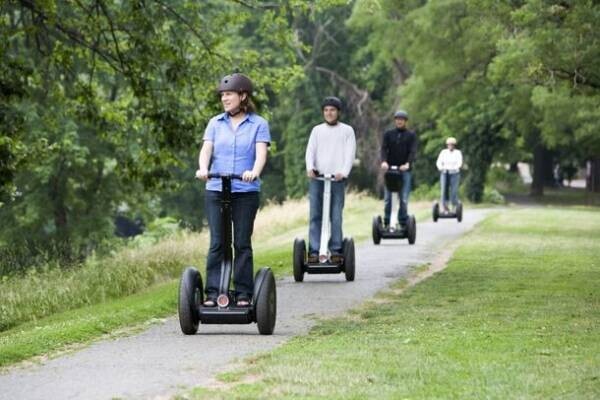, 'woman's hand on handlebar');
242,170,259,182
399,163,410,171
195,168,209,181
381,161,389,171
307,169,317,178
